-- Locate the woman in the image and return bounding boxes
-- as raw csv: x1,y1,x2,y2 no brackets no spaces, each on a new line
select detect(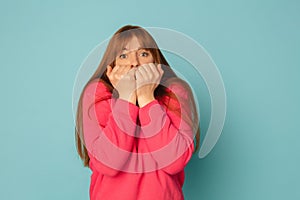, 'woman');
75,25,200,200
